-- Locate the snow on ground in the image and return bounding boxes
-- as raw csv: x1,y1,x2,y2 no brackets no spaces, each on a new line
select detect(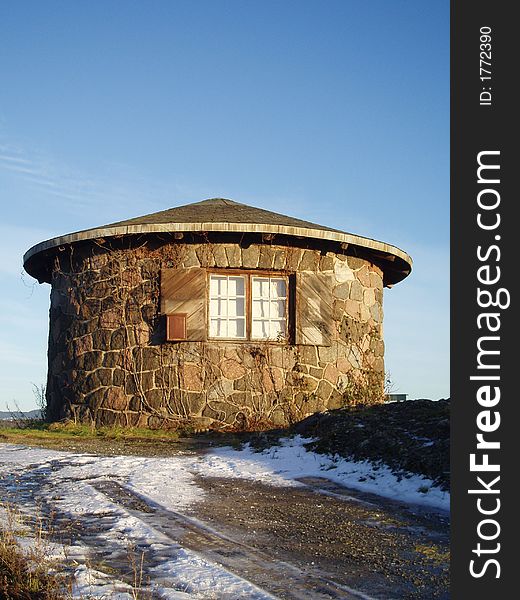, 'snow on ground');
0,437,448,597
148,545,275,600
71,565,135,600
0,437,449,515
0,444,276,599
197,436,450,511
